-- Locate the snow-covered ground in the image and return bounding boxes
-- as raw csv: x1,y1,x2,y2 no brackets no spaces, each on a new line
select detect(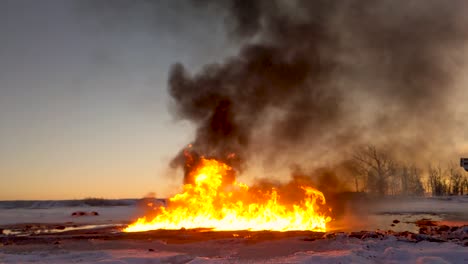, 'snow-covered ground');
0,206,136,226
330,195,468,233
0,196,467,263
1,232,467,263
